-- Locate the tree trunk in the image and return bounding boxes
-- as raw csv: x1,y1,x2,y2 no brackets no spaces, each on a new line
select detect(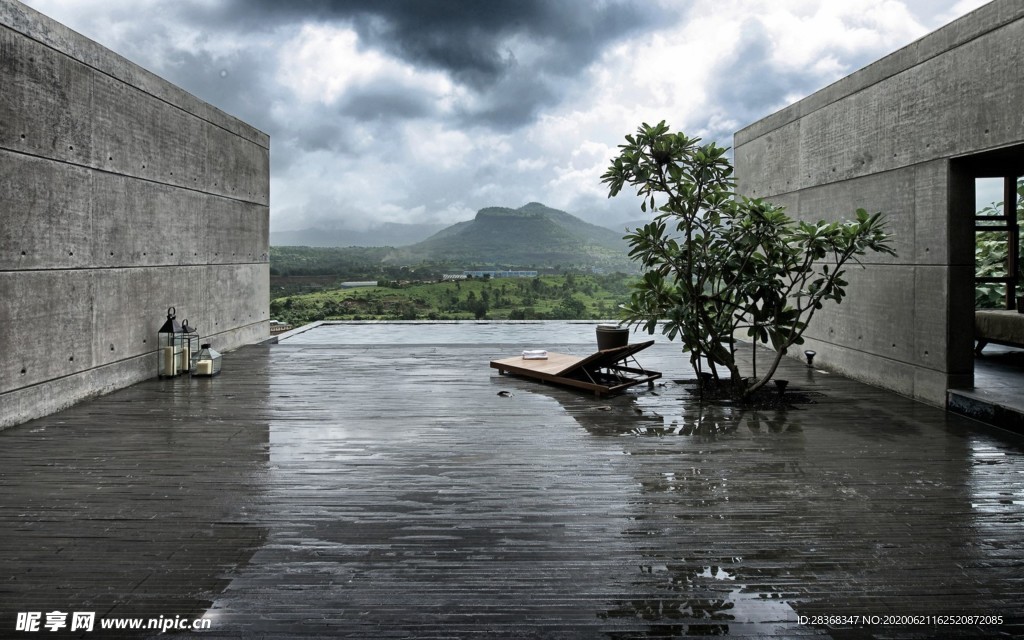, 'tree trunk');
745,346,788,397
